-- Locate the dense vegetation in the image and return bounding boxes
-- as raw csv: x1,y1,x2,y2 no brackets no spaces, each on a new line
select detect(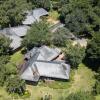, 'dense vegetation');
0,0,100,99
0,0,32,28
85,33,100,70
59,0,100,36
22,21,50,49
0,35,26,95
